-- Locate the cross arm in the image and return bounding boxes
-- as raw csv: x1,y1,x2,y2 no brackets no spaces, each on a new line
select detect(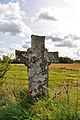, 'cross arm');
15,50,28,64
48,52,59,64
